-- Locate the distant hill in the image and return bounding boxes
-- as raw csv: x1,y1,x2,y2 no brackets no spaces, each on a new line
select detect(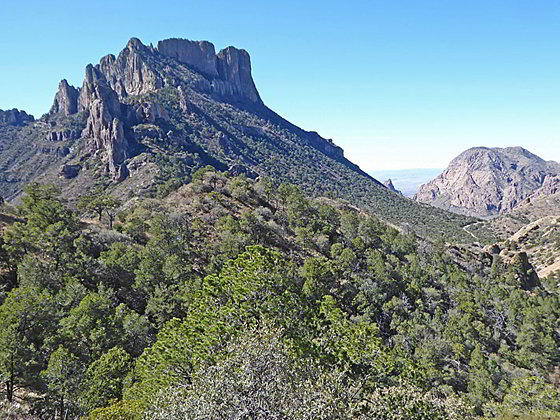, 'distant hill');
0,37,481,242
415,147,560,218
